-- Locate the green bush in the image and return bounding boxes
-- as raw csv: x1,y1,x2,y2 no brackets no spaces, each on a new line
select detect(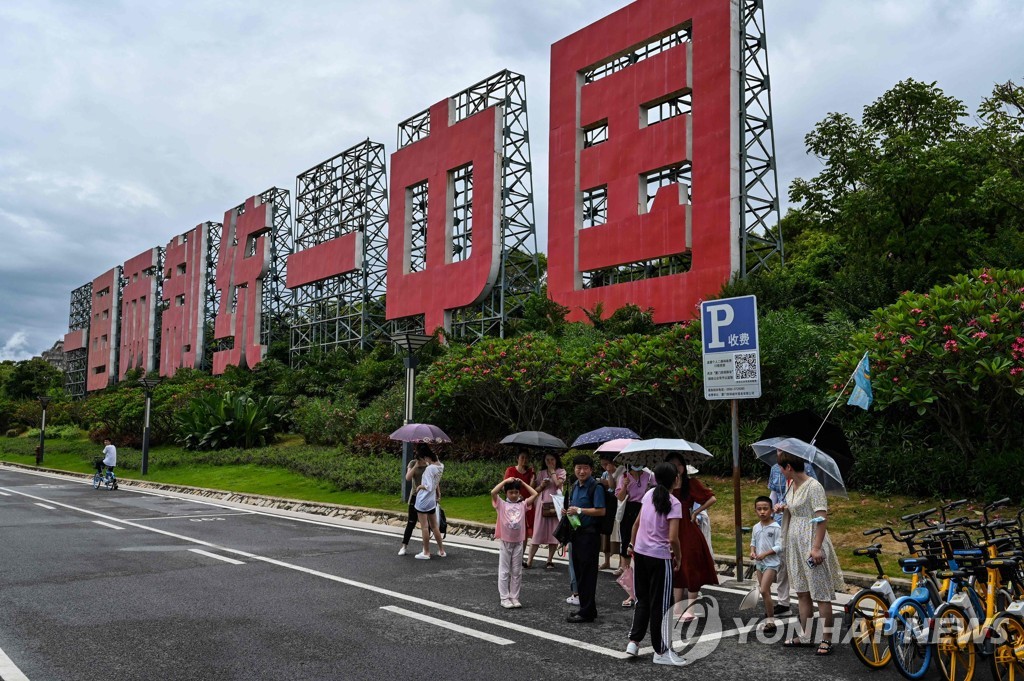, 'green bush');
175,391,288,450
292,394,358,446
